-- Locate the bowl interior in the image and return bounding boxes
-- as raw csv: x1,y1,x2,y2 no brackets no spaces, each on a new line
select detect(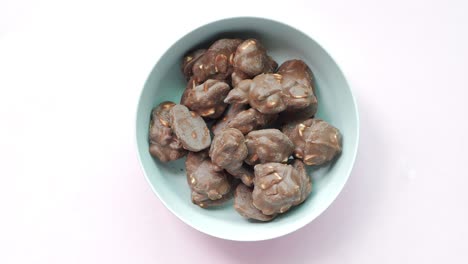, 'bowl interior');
136,17,359,241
